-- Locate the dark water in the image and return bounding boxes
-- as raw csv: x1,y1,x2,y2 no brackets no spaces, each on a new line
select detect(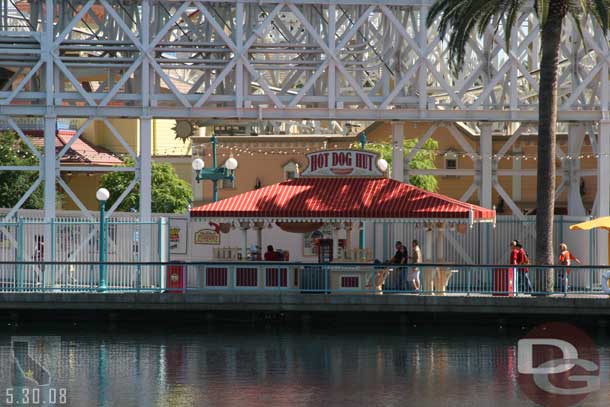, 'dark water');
0,324,608,407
